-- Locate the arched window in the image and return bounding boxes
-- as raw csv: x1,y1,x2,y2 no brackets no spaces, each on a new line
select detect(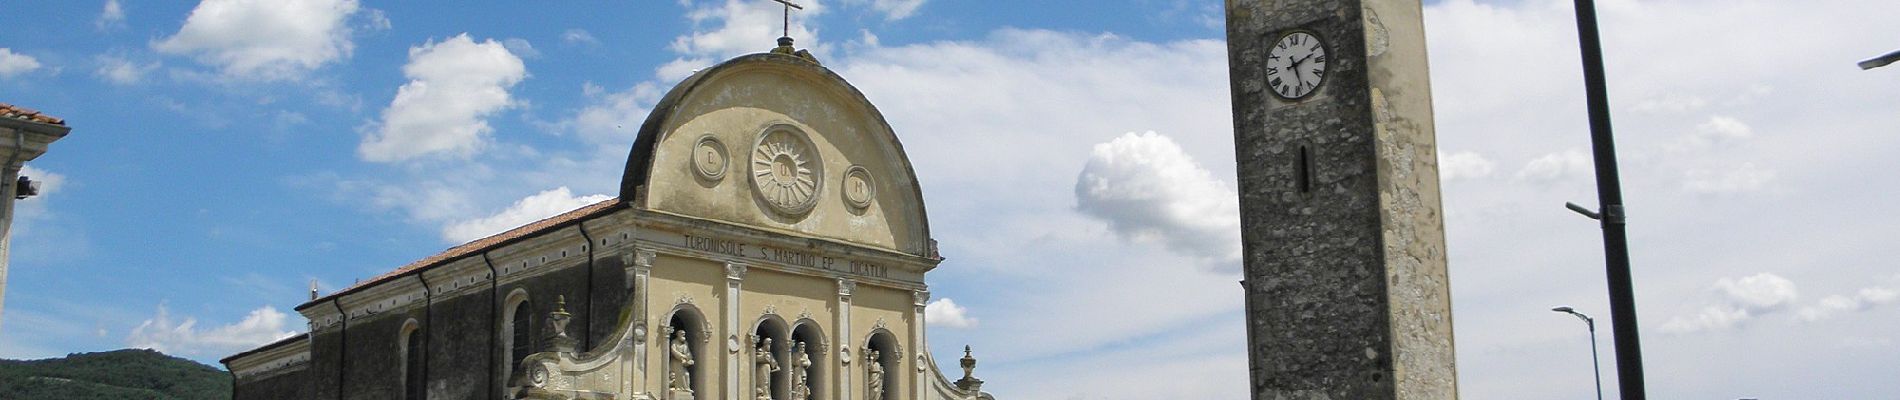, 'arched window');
499,288,533,387
511,301,532,368
401,319,425,400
